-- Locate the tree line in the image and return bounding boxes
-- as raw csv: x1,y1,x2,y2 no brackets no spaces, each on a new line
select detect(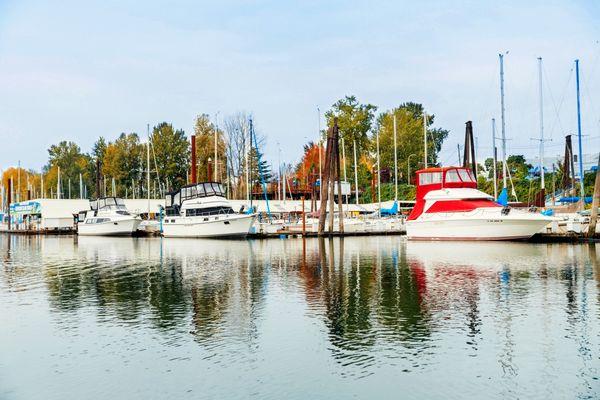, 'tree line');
2,96,456,204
